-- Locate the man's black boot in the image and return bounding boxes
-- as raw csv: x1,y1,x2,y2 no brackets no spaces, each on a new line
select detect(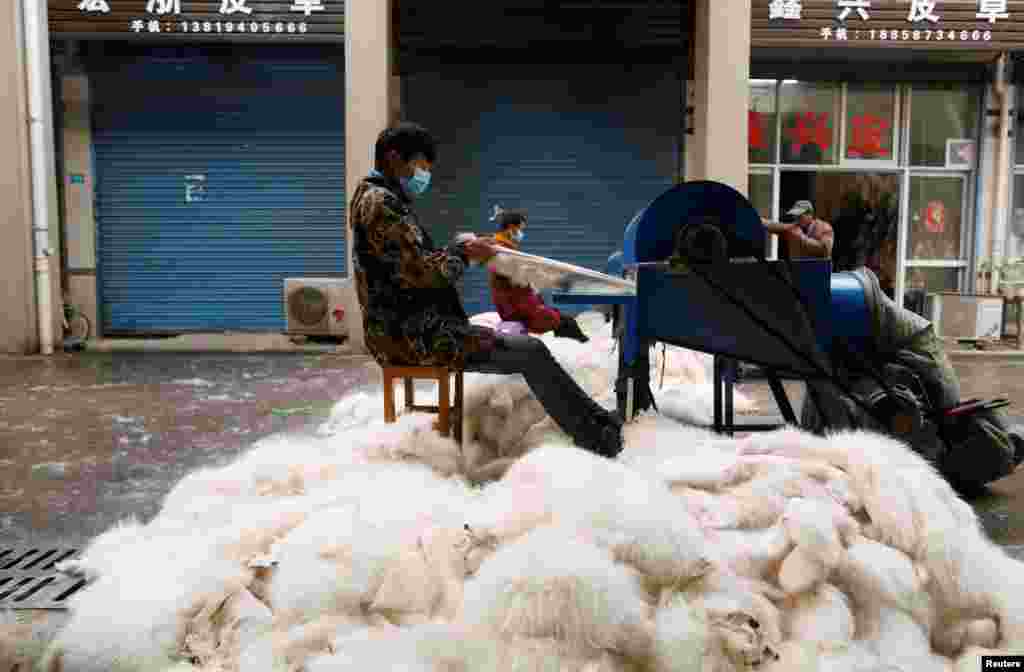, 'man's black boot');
554,316,589,343
576,412,624,459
